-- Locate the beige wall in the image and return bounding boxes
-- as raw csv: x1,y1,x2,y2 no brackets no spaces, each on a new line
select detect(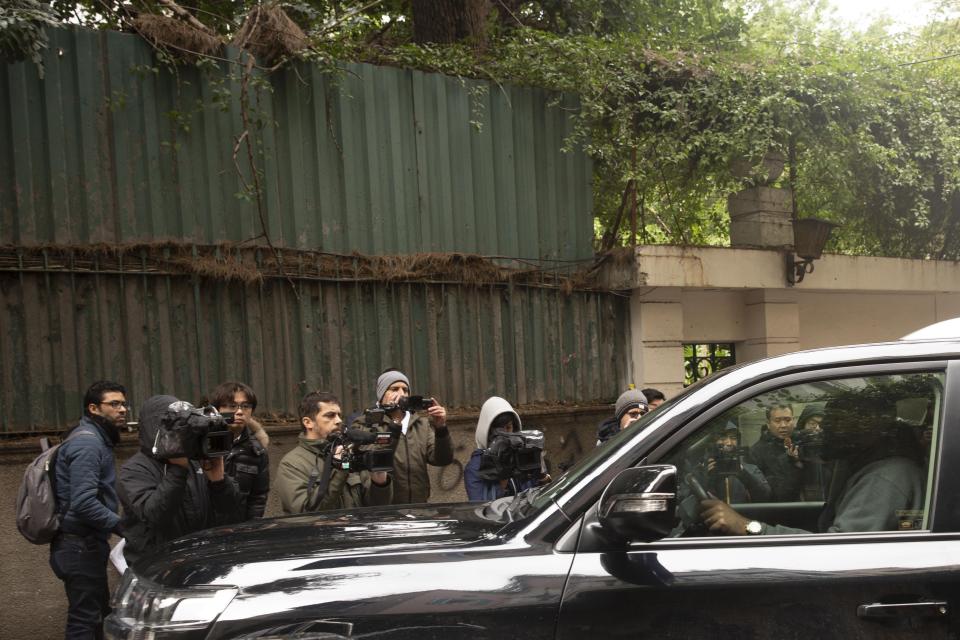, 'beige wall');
617,246,960,392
